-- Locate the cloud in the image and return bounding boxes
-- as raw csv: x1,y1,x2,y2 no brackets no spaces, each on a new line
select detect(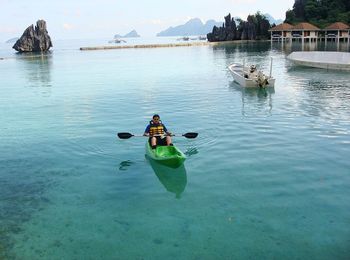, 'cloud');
150,19,163,25
0,26,18,33
76,9,81,17
63,23,74,30
146,16,195,27
63,8,81,17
